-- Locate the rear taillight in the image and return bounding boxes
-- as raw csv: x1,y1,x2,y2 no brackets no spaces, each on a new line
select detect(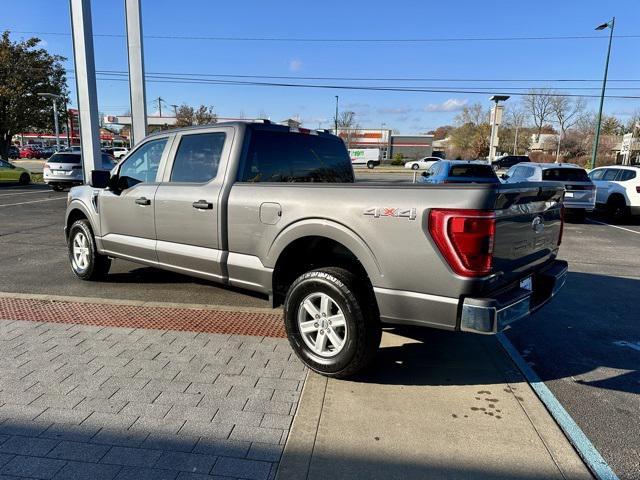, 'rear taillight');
558,206,565,246
428,209,496,277
636,186,640,194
